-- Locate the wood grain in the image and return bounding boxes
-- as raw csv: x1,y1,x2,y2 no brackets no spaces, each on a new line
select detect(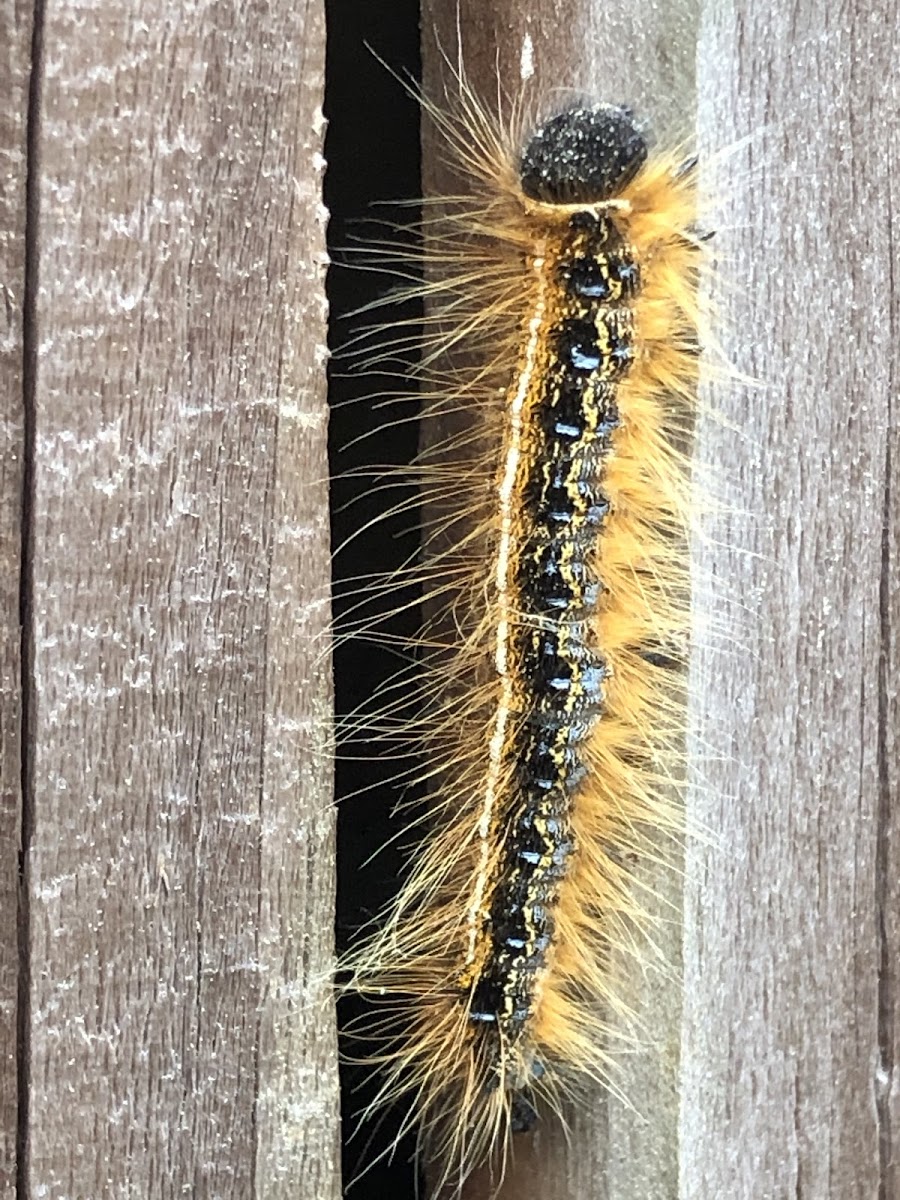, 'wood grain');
0,2,32,1193
18,2,339,1196
682,2,900,1197
419,1,899,1198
